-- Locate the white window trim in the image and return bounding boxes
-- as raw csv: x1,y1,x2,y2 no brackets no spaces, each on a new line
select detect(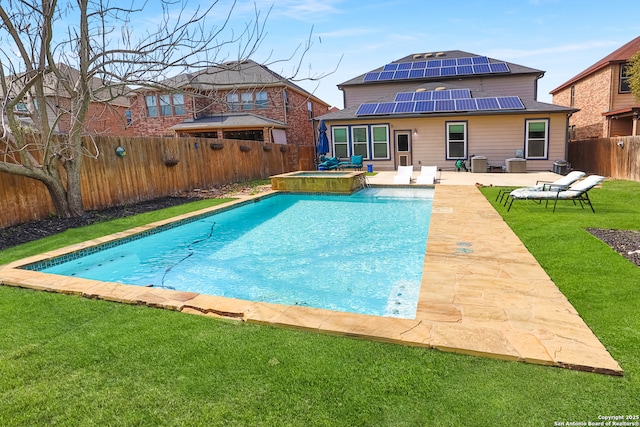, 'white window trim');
445,121,468,160
524,119,549,160
351,125,370,159
331,126,349,158
371,124,390,160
